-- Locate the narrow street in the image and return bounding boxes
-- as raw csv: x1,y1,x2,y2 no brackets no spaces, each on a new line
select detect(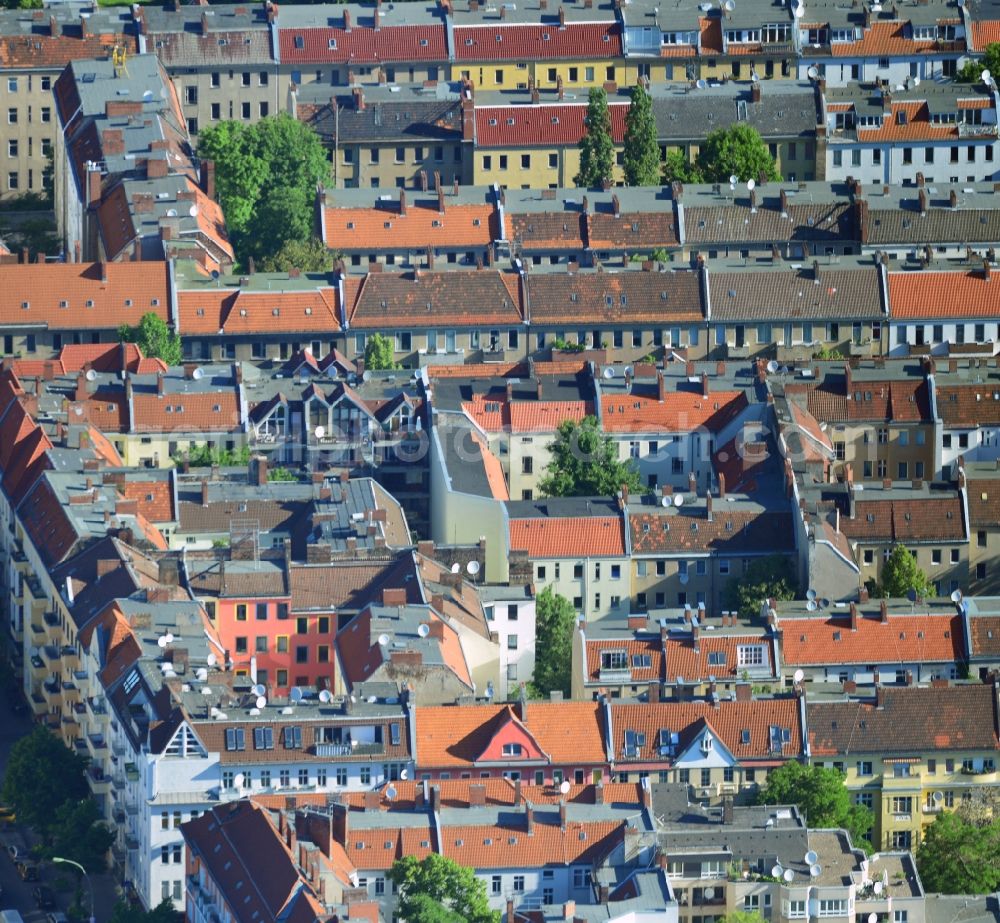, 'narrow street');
0,684,123,923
